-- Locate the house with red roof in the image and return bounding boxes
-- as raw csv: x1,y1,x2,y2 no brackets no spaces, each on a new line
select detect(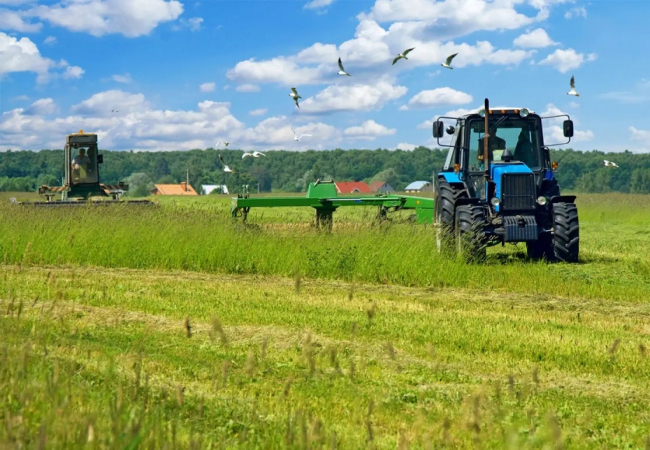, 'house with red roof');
150,182,198,196
334,181,371,194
